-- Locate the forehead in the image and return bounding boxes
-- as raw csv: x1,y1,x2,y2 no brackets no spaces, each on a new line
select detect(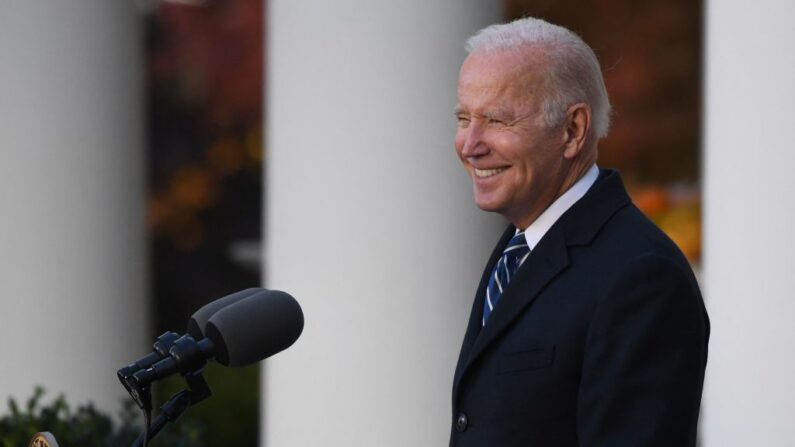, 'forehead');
456,48,547,112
